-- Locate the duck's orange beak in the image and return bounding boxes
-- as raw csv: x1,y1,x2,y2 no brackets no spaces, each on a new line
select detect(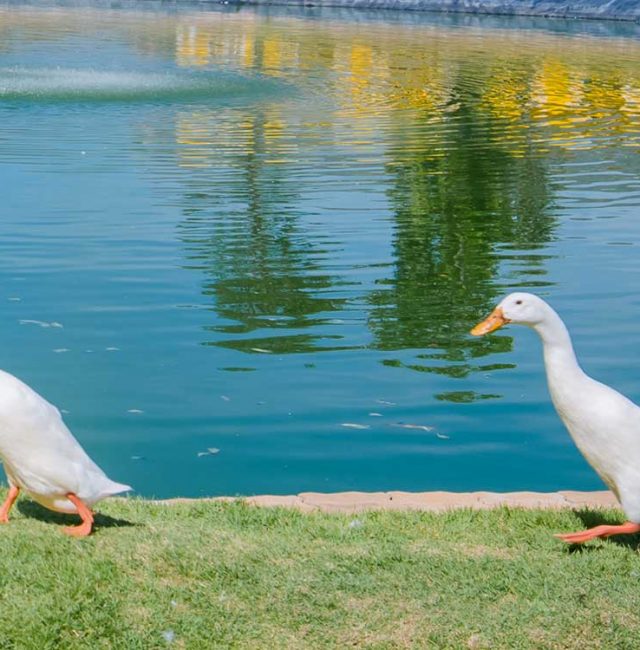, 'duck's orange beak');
470,306,510,336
